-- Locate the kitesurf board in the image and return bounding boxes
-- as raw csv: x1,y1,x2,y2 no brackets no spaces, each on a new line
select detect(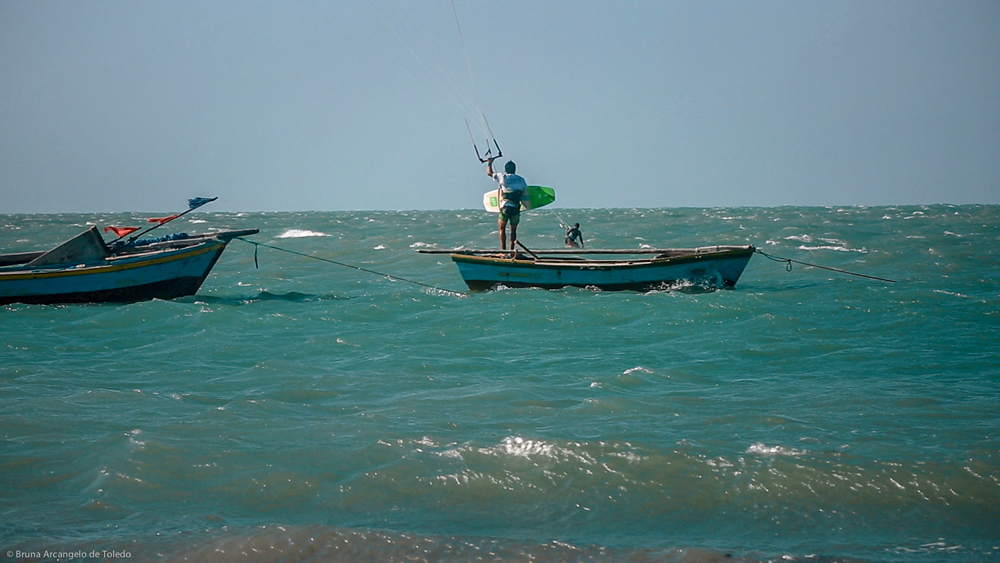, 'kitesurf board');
483,186,556,213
